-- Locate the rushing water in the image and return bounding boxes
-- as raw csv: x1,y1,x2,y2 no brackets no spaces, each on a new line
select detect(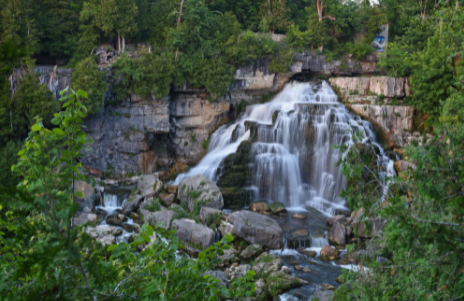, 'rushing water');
174,81,395,215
